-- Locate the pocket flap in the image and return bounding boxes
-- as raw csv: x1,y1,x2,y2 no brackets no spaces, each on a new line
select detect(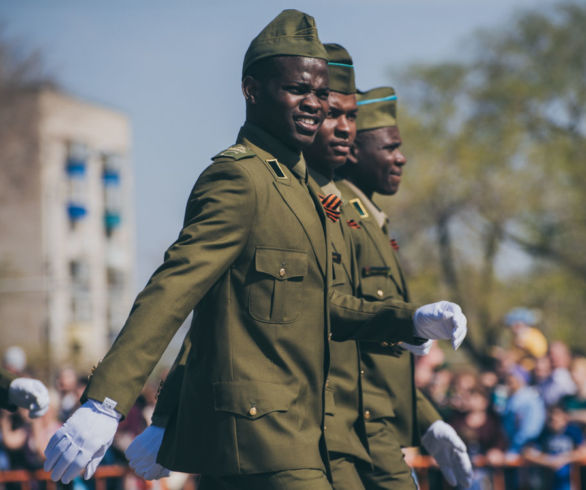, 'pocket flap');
213,381,297,419
255,248,307,280
363,392,395,420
